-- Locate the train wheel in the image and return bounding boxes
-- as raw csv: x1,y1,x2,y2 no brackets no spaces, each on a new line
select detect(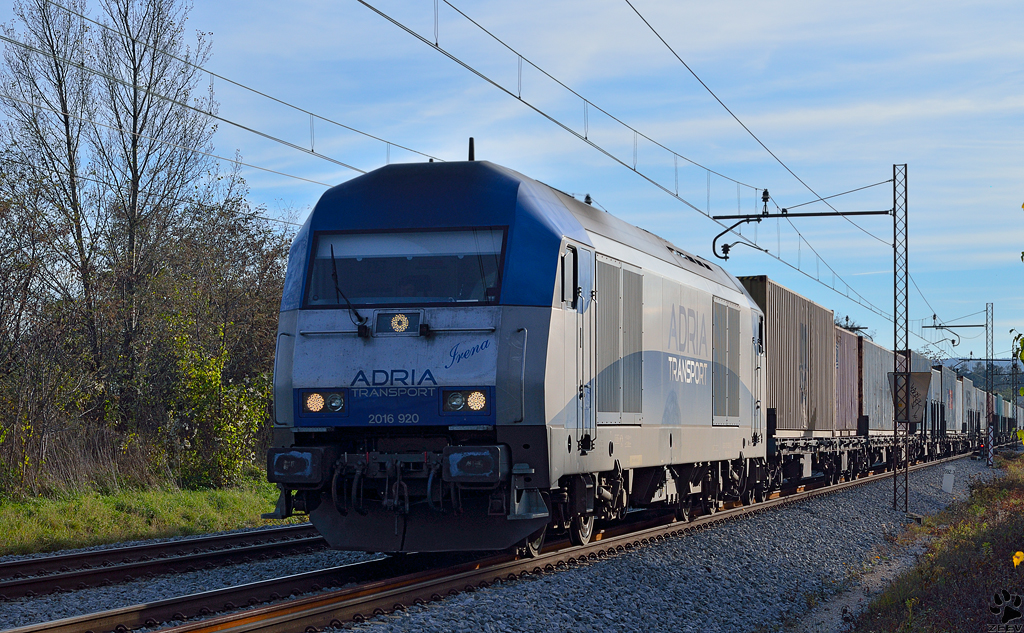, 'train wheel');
521,524,547,558
703,494,719,516
569,514,594,546
674,498,692,522
753,482,767,504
